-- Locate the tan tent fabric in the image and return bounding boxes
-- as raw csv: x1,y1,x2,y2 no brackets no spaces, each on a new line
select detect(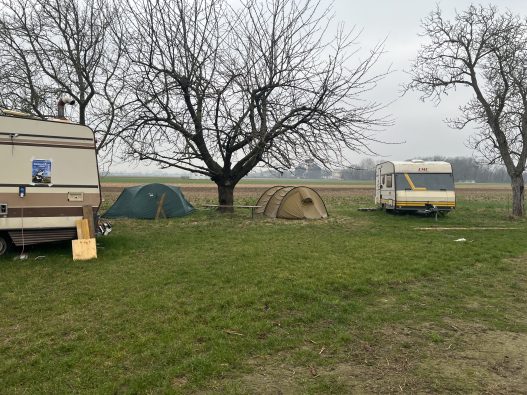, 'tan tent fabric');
263,186,295,218
258,186,328,219
277,187,328,219
255,185,285,215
